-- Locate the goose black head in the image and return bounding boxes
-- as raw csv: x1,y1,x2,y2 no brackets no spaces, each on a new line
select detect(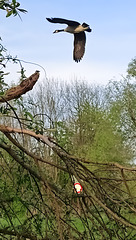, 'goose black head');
53,29,64,33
